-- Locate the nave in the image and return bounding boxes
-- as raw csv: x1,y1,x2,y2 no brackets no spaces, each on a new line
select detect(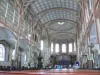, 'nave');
0,0,100,75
